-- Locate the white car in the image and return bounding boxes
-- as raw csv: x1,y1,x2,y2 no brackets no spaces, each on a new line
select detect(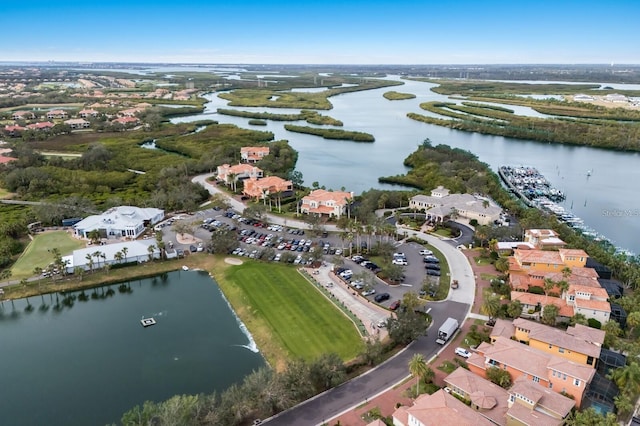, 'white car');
392,258,408,266
362,289,376,296
455,347,471,358
419,249,433,256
